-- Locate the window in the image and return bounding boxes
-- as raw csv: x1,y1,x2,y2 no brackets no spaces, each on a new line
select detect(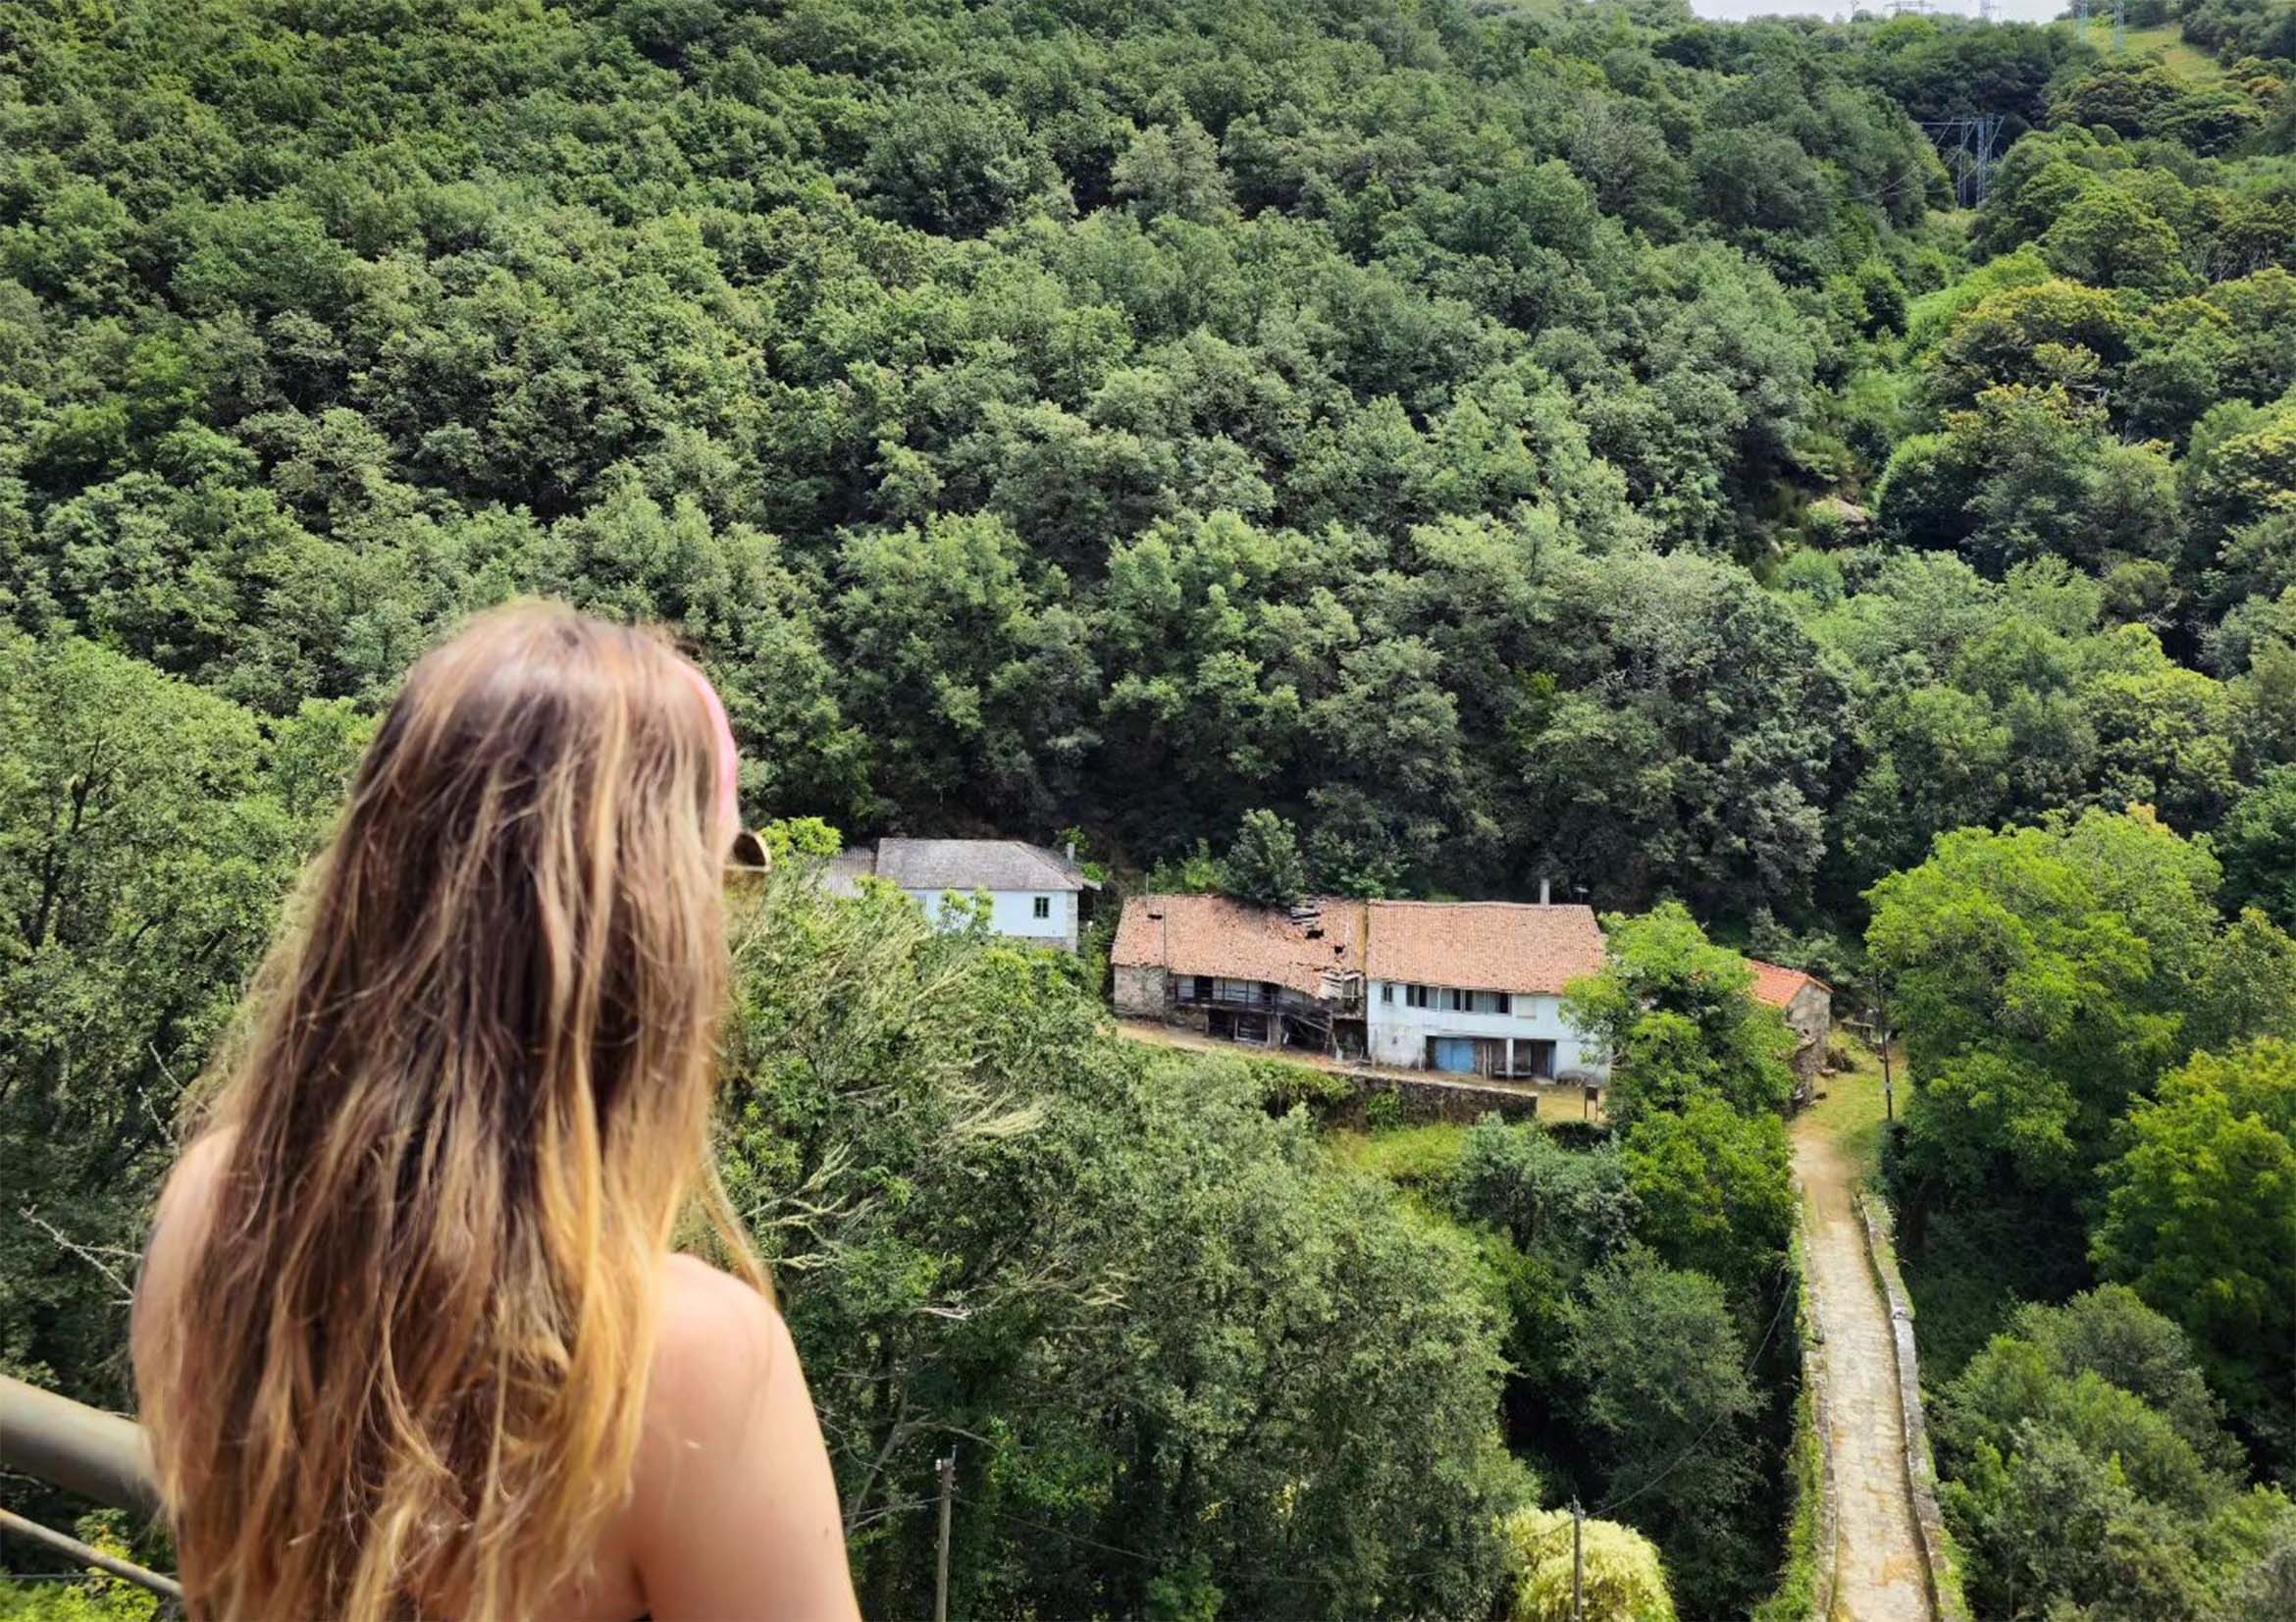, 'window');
1406,983,1433,1009
1447,987,1466,1012
1032,895,1051,920
1380,982,1394,1005
1466,990,1510,1016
